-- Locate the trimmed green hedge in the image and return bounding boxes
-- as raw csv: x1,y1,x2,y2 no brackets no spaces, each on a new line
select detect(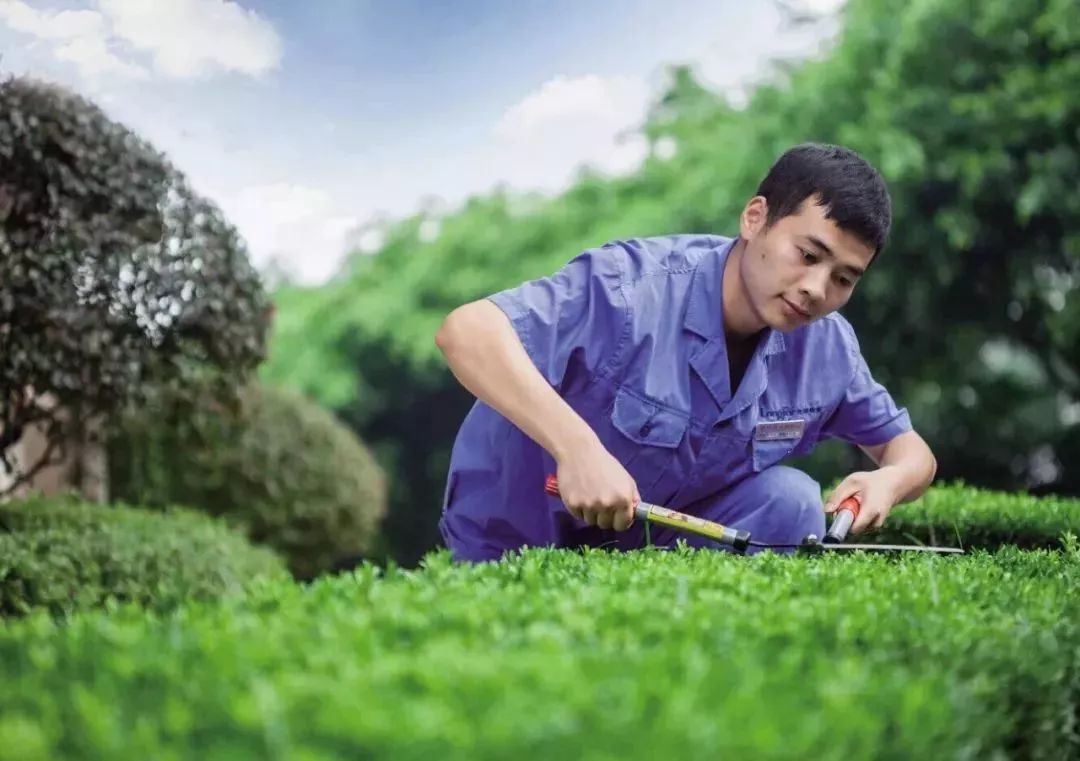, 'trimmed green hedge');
109,382,387,580
863,481,1080,550
0,494,288,619
0,536,1076,758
